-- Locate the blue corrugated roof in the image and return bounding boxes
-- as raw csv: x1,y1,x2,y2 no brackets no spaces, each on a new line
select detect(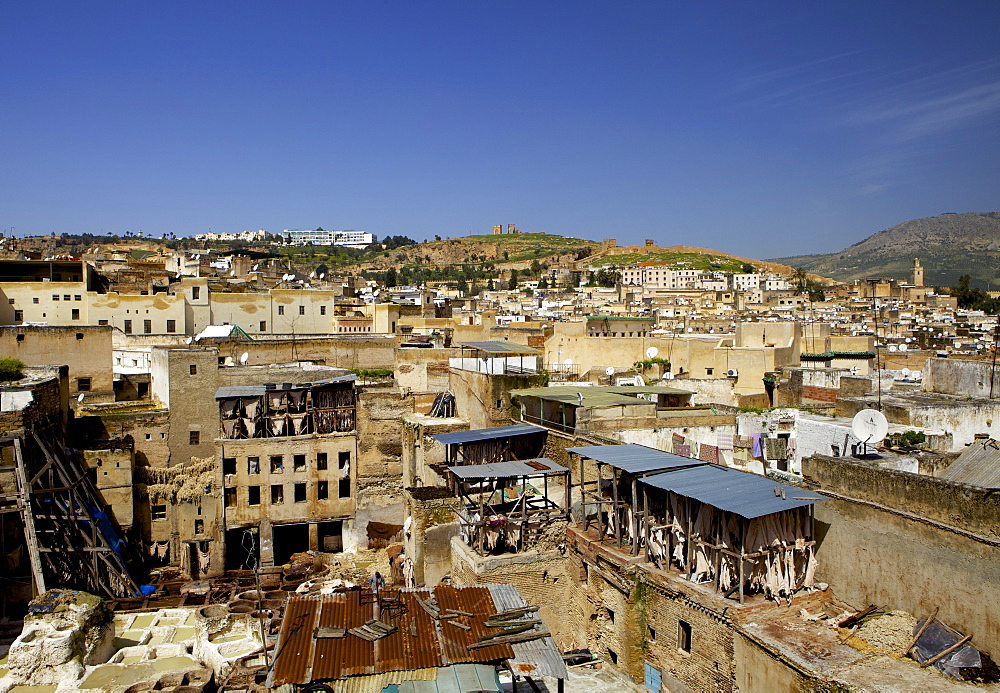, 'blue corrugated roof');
566,444,705,474
448,459,567,479
641,465,827,519
431,424,546,446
